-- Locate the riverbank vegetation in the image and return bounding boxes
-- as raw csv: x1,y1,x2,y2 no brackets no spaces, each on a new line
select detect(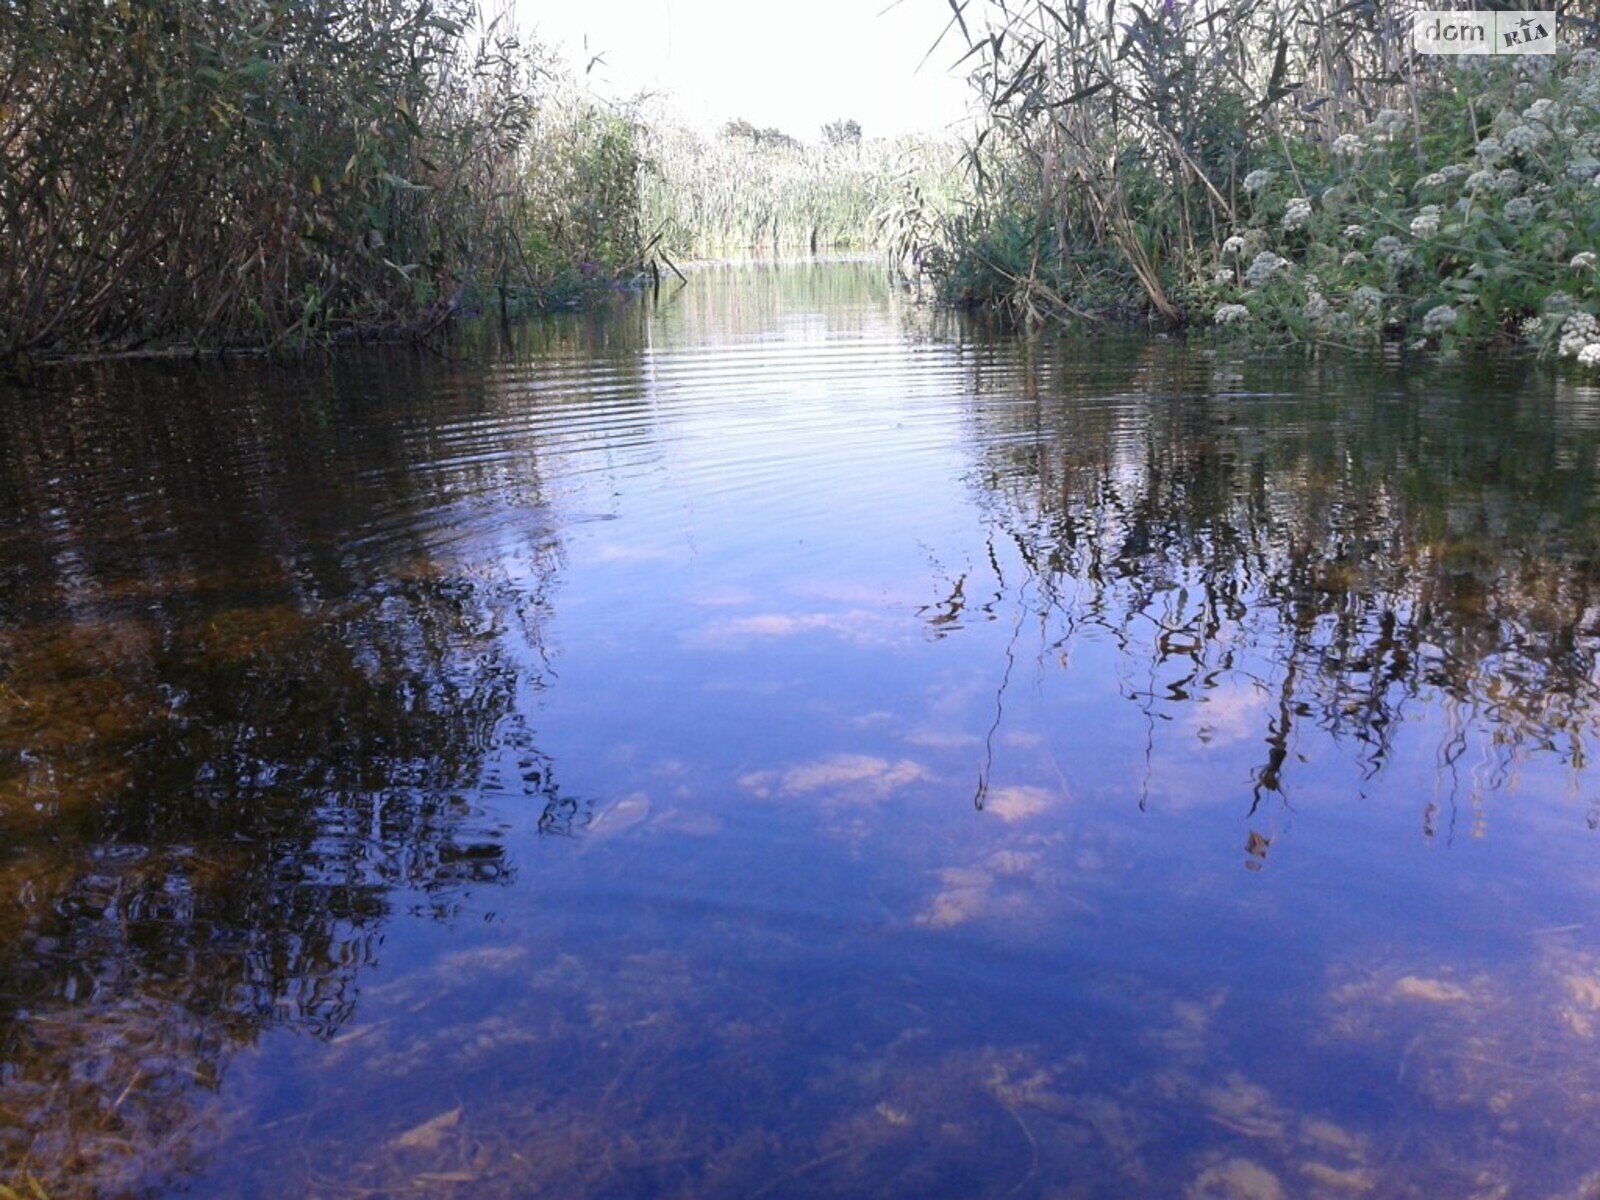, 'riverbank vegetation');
0,0,646,359
15,0,1596,372
0,0,973,363
911,0,1600,369
642,117,967,259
